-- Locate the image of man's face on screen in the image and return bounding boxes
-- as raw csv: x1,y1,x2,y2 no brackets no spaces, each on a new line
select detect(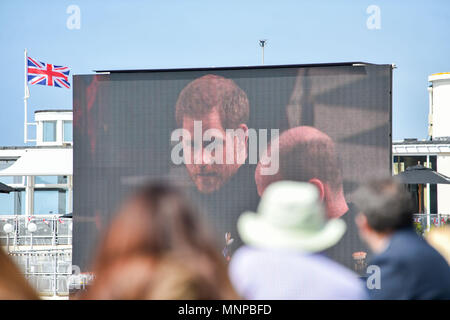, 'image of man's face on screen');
175,74,250,194
182,109,248,193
